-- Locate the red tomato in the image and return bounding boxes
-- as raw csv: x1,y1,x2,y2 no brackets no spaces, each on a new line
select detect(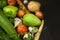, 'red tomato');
35,11,44,19
7,0,16,6
16,24,28,34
